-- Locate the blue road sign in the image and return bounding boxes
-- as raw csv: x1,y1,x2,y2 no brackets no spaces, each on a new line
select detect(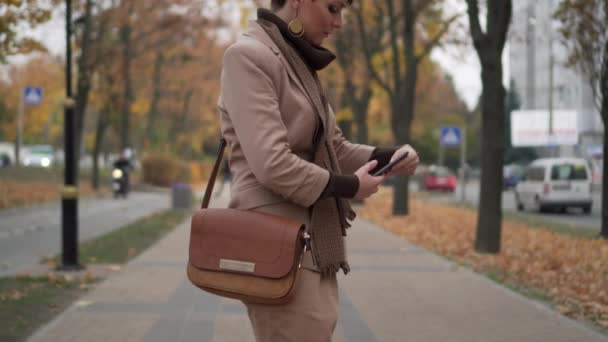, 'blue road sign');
24,86,43,105
440,126,462,147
